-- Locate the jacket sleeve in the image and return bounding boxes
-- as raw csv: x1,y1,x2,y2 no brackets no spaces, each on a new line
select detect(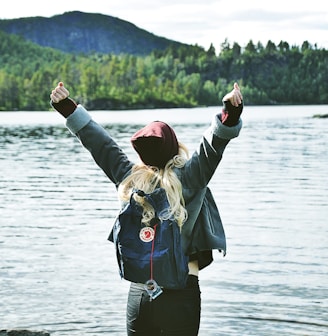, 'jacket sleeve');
181,112,242,189
180,115,242,260
65,105,134,186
